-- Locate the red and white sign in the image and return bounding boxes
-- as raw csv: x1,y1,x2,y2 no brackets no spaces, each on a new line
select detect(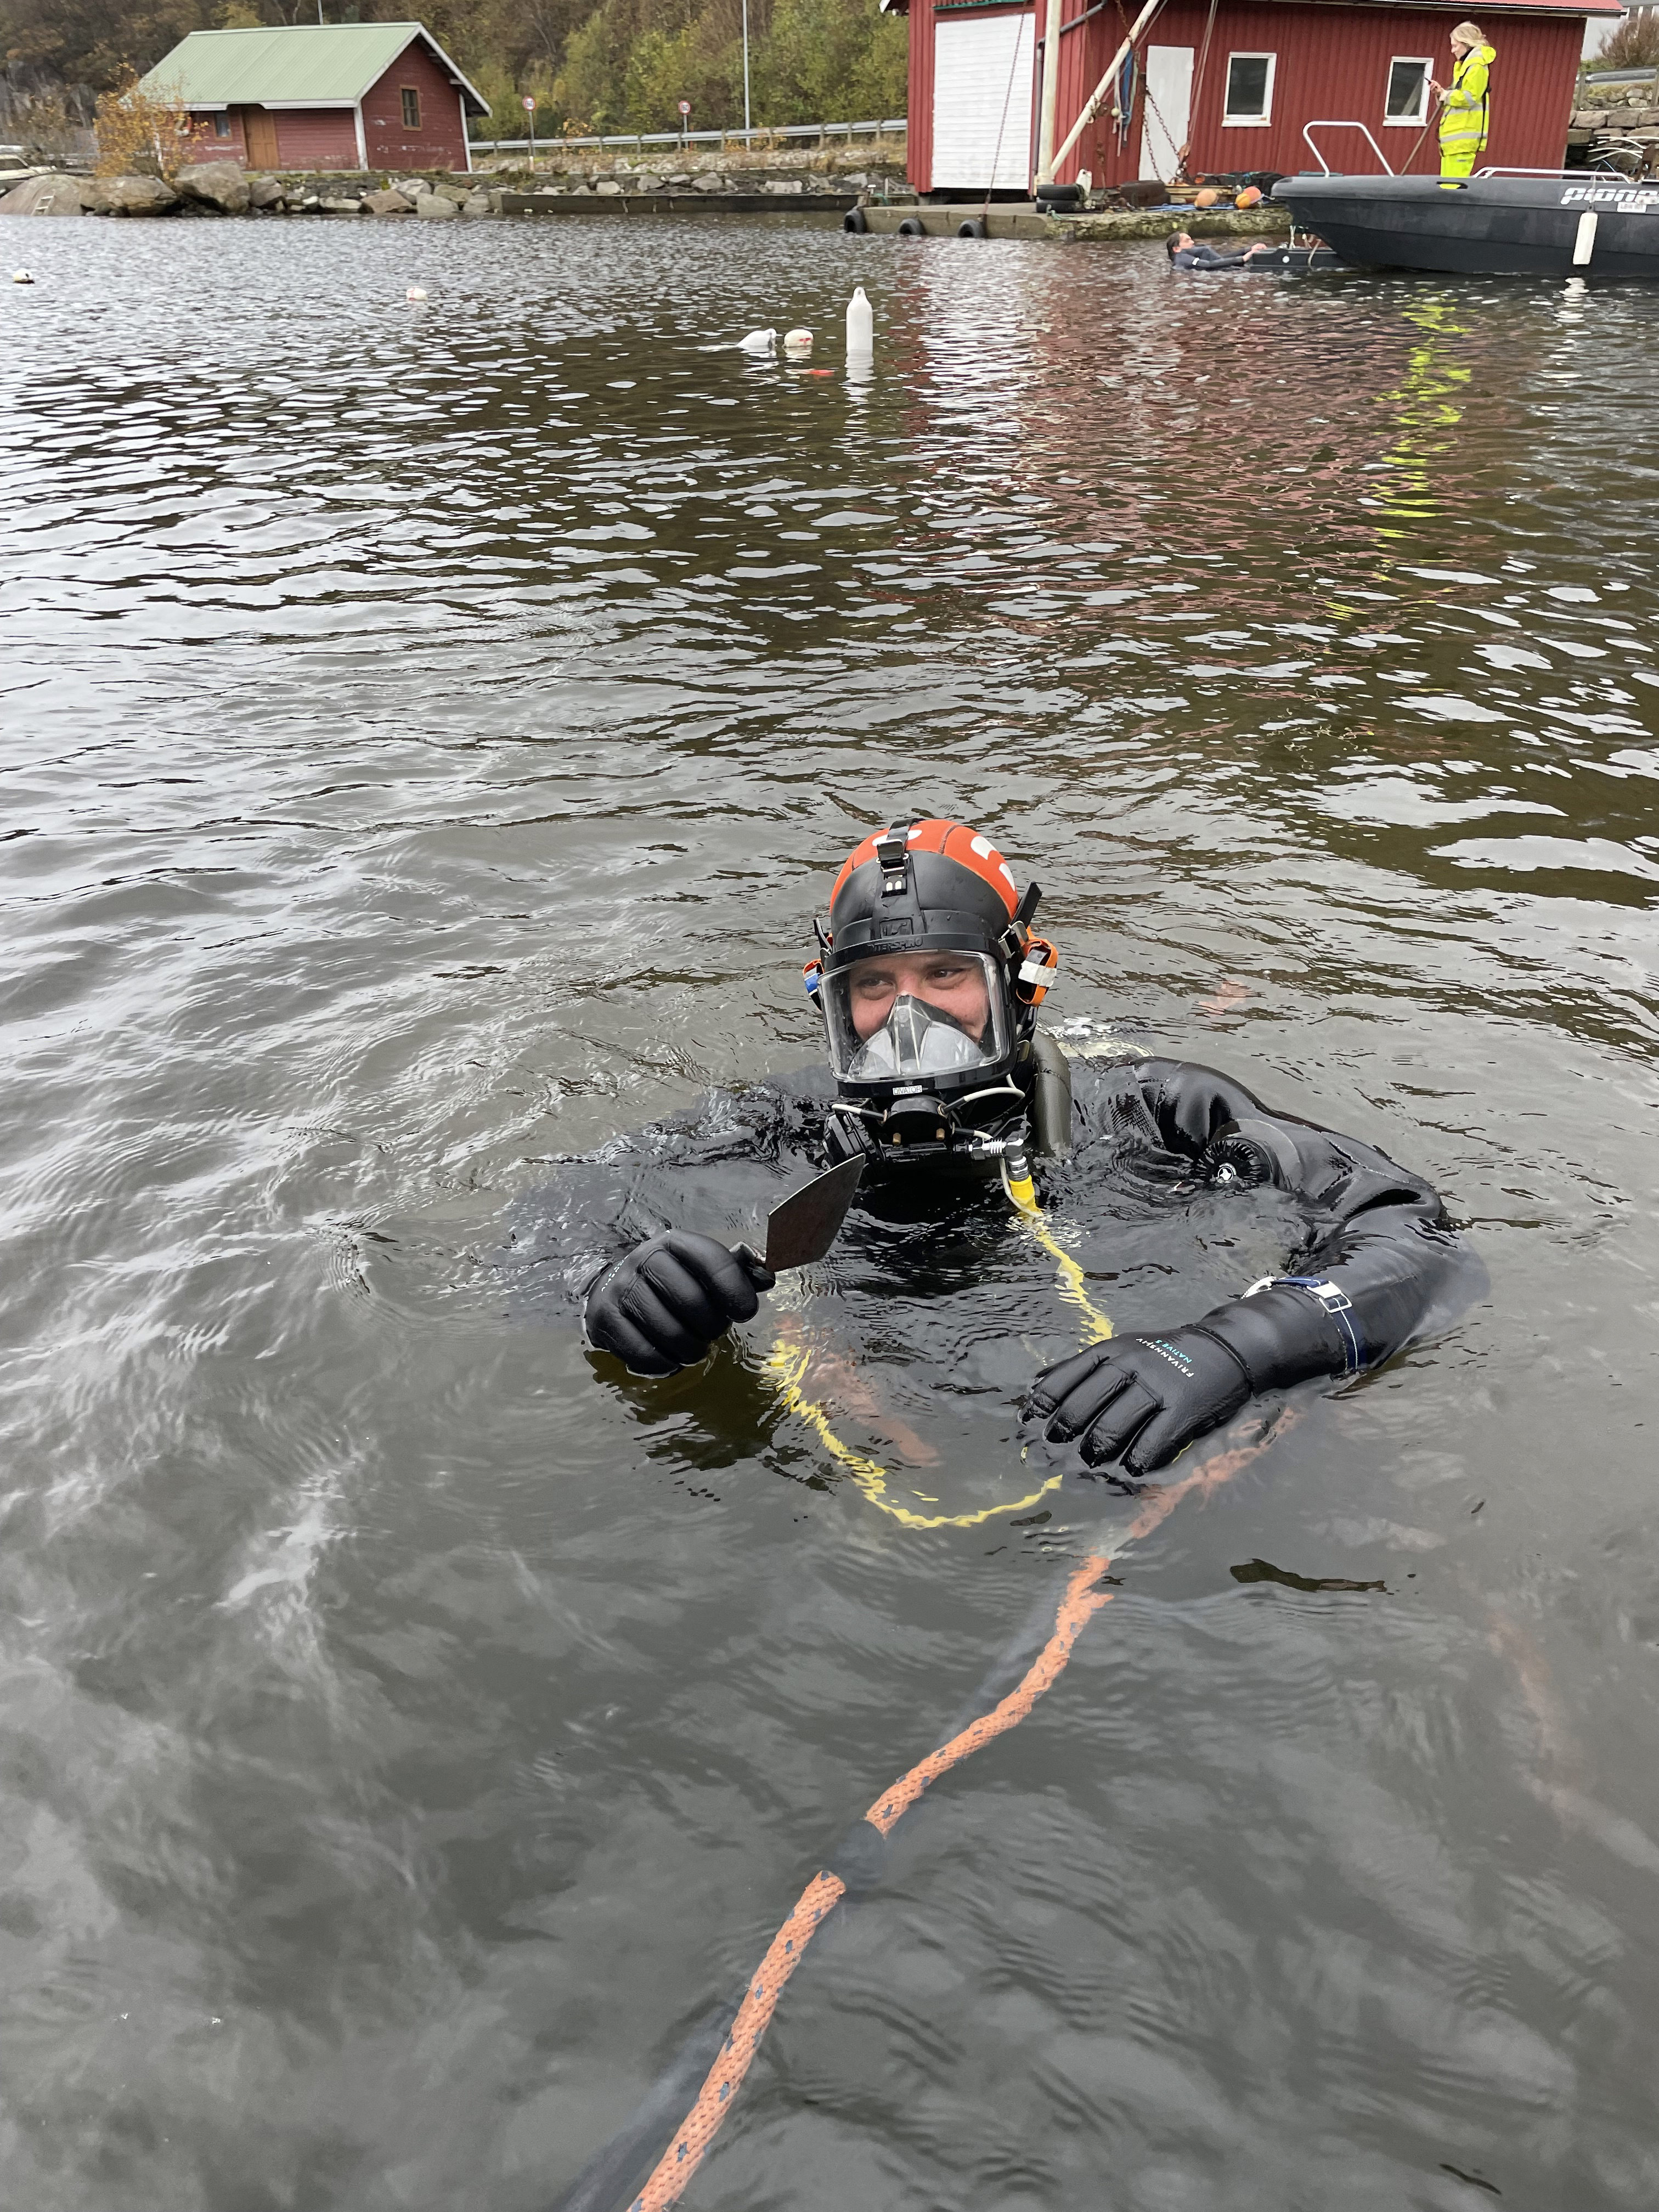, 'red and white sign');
678,100,691,116
522,95,537,111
